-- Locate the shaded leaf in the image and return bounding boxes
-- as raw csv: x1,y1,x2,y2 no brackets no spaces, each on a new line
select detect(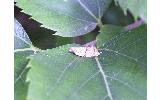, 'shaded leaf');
102,4,134,26
14,19,34,100
114,0,147,22
27,25,146,100
15,0,112,37
14,19,32,49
